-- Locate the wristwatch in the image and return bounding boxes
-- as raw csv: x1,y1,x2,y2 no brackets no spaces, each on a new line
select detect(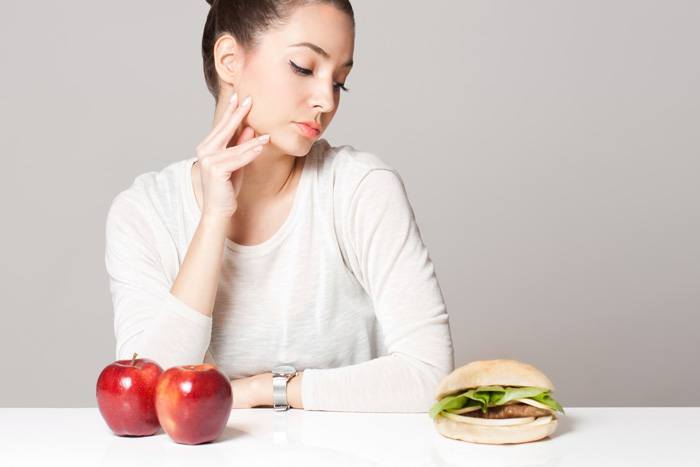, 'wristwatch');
272,364,297,411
